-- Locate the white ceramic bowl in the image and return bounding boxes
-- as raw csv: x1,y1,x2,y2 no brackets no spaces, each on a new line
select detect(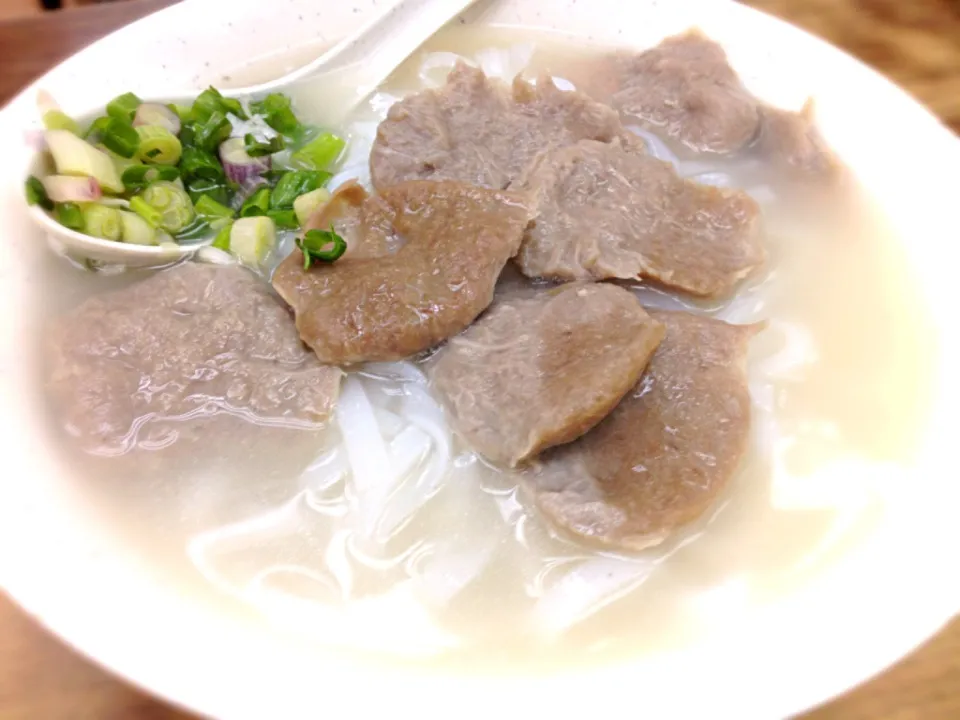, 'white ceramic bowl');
2,1,959,718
